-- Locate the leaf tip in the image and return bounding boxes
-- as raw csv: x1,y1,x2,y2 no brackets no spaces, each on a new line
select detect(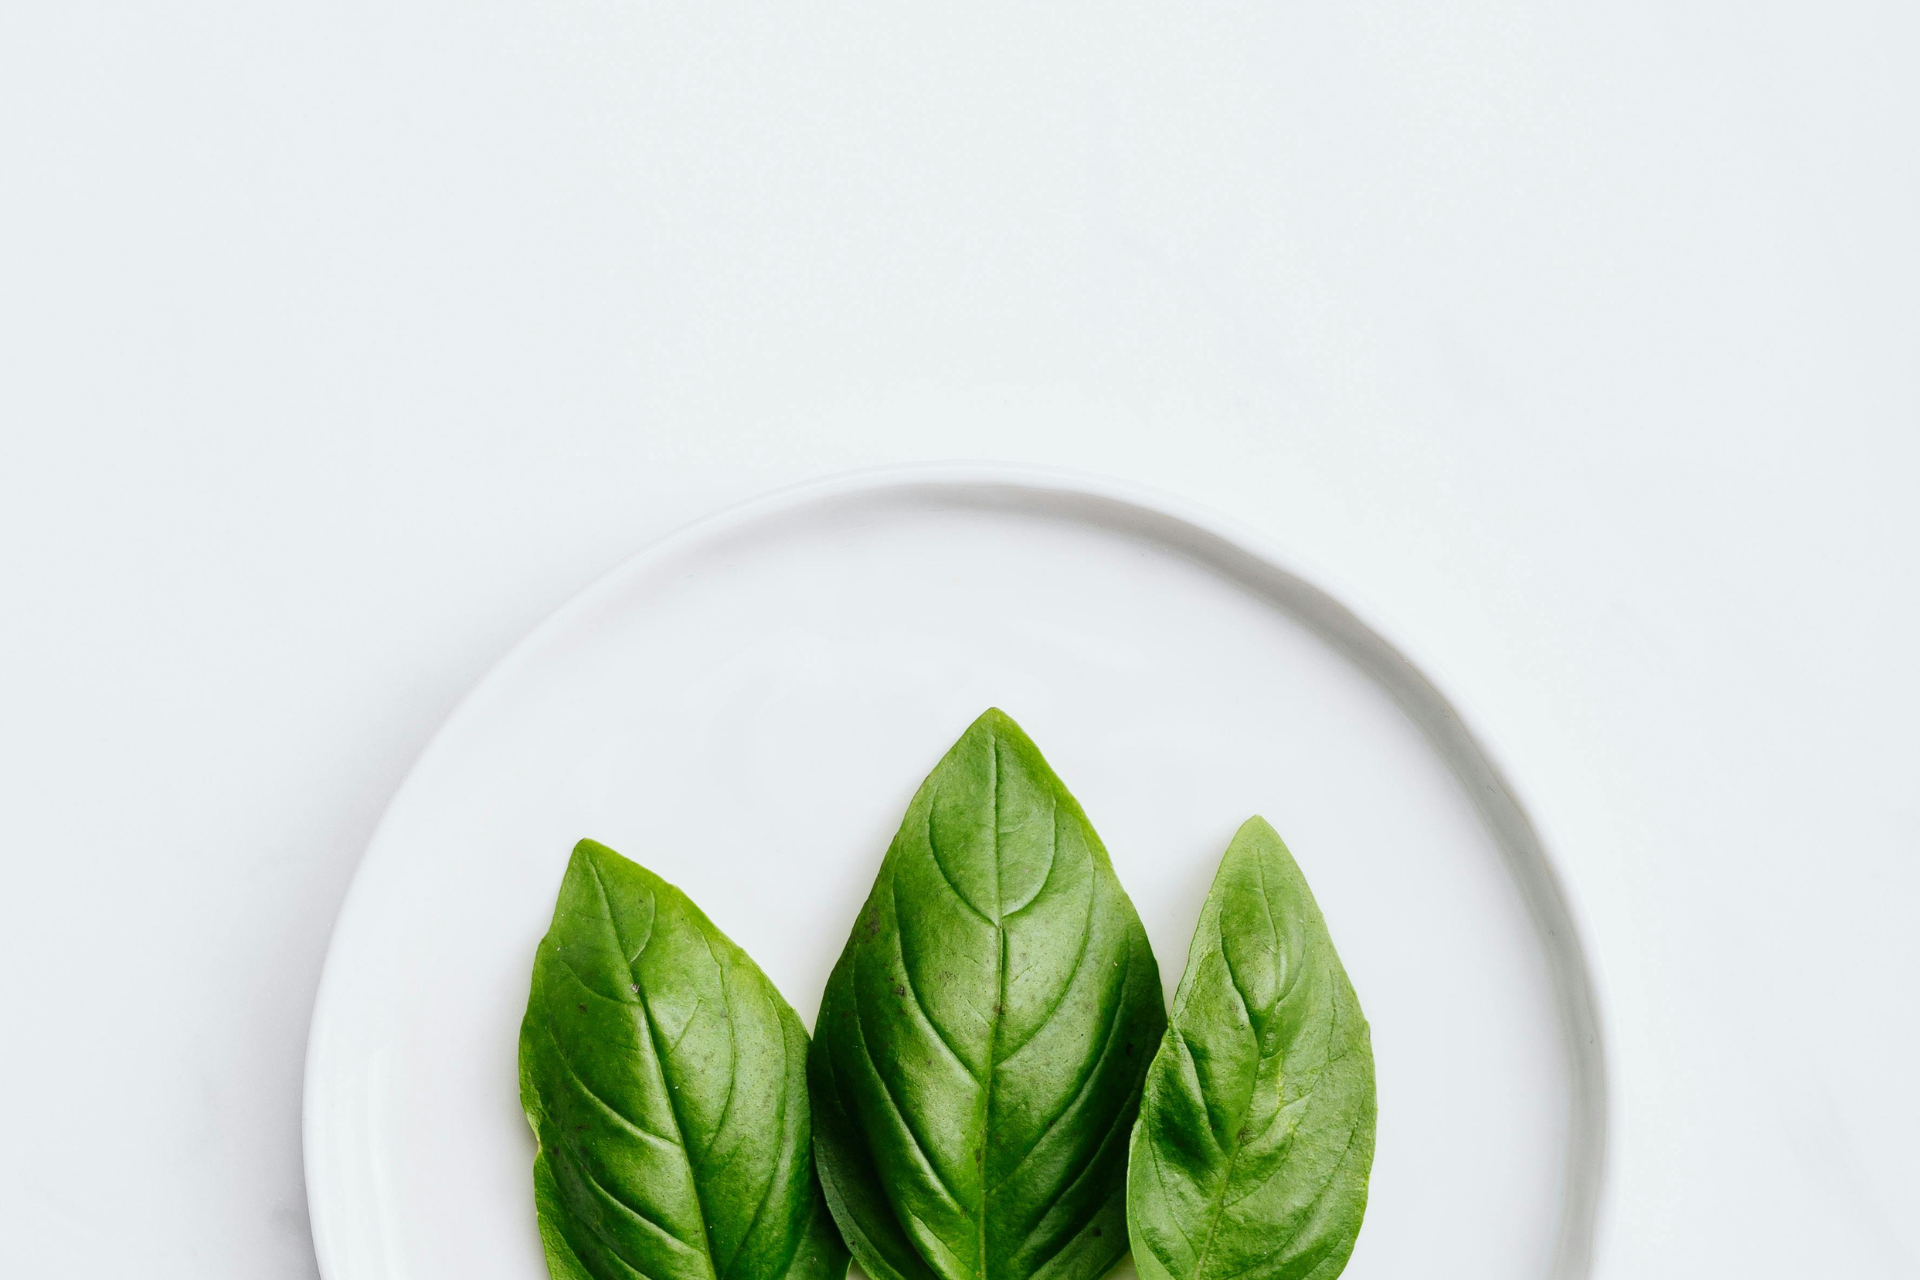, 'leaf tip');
570,836,618,864
1222,815,1302,884
966,705,1047,757
565,838,634,891
1234,814,1281,843
971,704,1019,734
561,839,664,914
